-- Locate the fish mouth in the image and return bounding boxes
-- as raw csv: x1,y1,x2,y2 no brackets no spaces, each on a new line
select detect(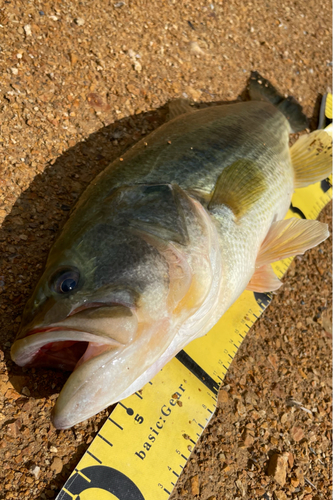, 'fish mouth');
11,303,173,430
10,326,124,372
11,303,137,373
